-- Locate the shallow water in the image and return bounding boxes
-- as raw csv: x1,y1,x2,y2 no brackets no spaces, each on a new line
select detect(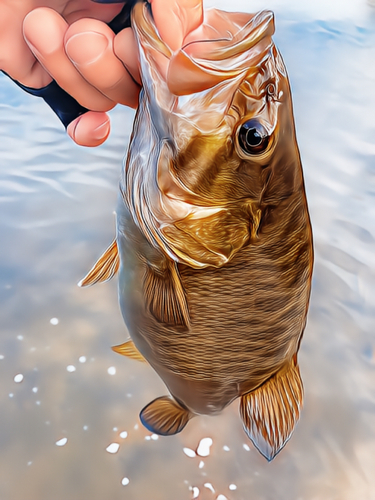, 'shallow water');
0,1,374,499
